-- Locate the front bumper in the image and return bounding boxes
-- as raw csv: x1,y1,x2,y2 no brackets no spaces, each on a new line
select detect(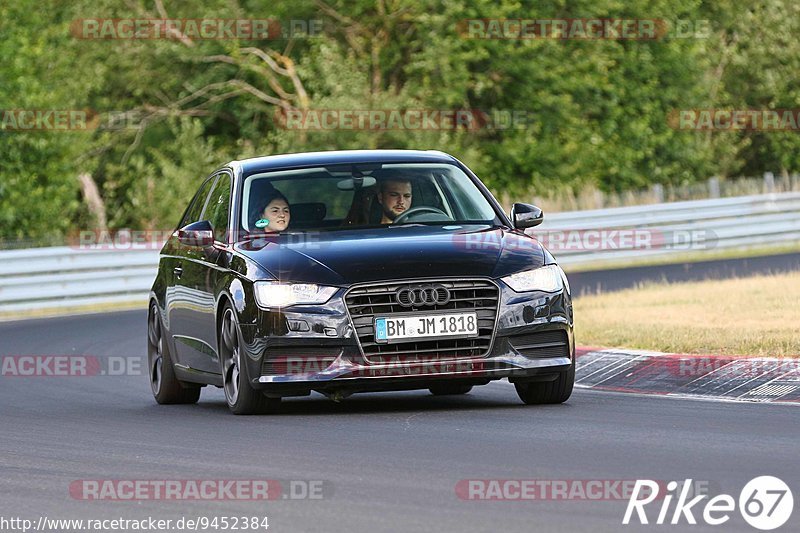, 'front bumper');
239,280,574,396
257,355,571,398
